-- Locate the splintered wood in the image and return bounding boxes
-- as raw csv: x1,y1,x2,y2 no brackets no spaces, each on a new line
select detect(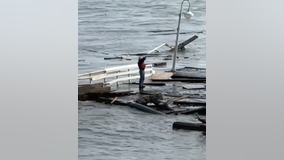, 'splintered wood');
182,84,205,90
111,97,118,104
150,72,173,80
78,83,109,95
